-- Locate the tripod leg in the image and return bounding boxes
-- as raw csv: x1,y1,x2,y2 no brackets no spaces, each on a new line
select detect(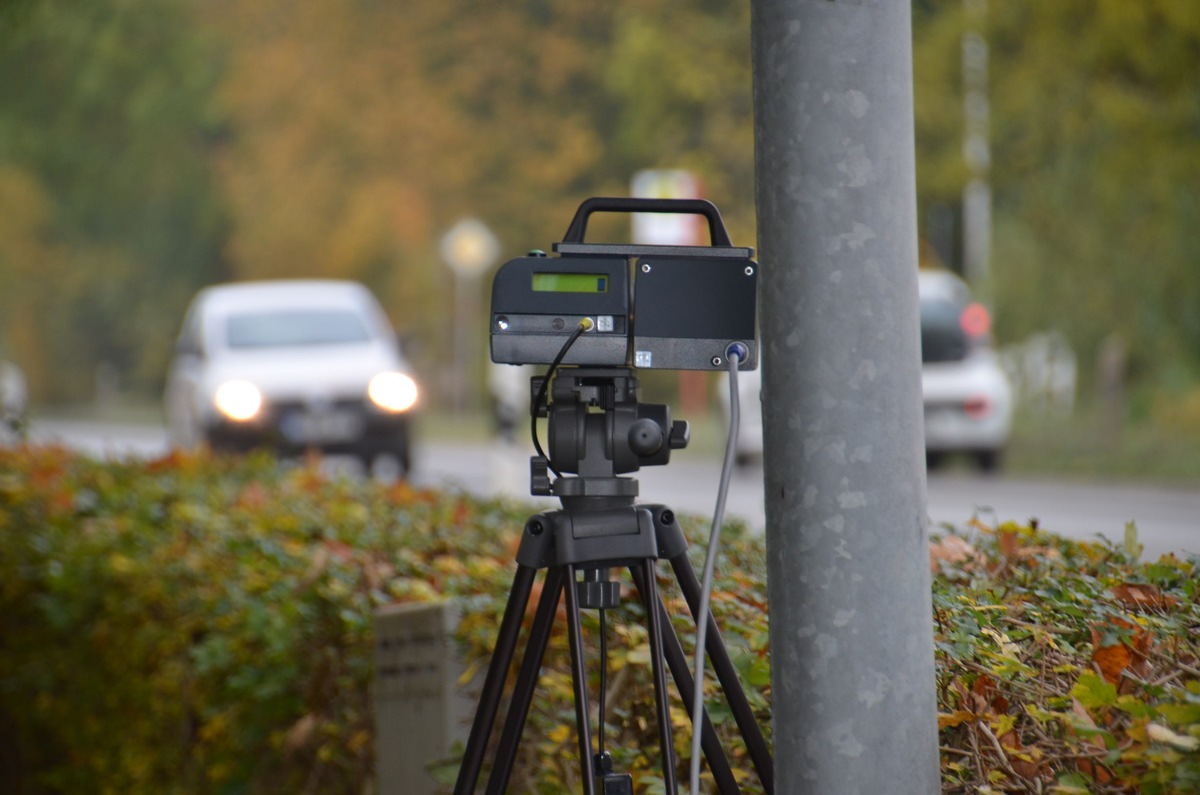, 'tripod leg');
562,563,598,795
632,561,679,795
669,553,774,794
485,566,566,795
630,566,742,795
455,564,538,795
